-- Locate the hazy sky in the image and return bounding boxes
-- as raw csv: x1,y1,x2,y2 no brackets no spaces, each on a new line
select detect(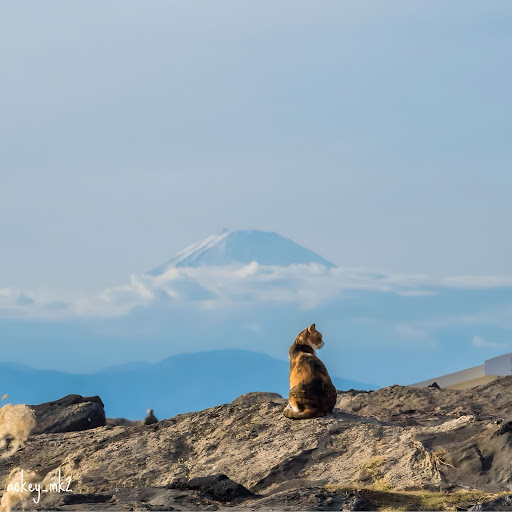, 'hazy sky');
2,1,512,294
